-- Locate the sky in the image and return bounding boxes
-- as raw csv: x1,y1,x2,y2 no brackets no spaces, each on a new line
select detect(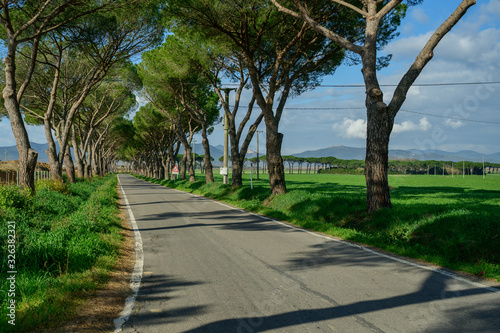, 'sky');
1,0,499,156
